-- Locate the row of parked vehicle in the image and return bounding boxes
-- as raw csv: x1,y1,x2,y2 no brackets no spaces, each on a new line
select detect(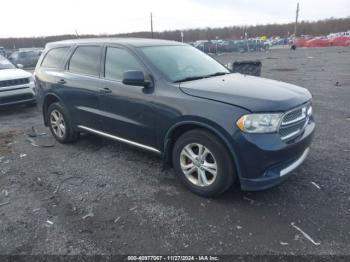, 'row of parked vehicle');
190,38,289,53
0,47,43,68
